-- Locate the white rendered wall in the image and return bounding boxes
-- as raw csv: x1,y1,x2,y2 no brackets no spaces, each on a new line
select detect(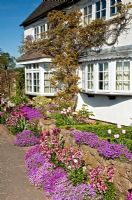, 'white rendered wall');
77,92,132,126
